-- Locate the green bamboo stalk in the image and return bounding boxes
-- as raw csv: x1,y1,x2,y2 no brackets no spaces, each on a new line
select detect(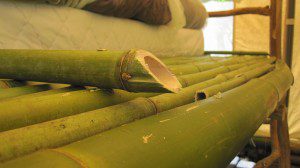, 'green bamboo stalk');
176,61,273,88
0,61,261,133
196,64,274,100
150,61,274,112
0,49,181,93
259,61,294,100
0,88,158,132
0,84,51,100
160,56,225,65
169,56,271,75
0,80,25,89
0,62,272,161
204,50,270,56
11,86,85,99
1,61,292,167
177,66,230,87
